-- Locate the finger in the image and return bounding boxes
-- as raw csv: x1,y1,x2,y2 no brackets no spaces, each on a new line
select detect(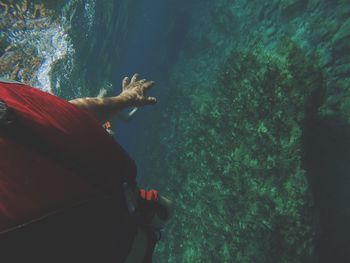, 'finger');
97,88,107,98
130,73,139,84
143,81,155,91
145,96,157,105
139,79,147,84
122,77,129,90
